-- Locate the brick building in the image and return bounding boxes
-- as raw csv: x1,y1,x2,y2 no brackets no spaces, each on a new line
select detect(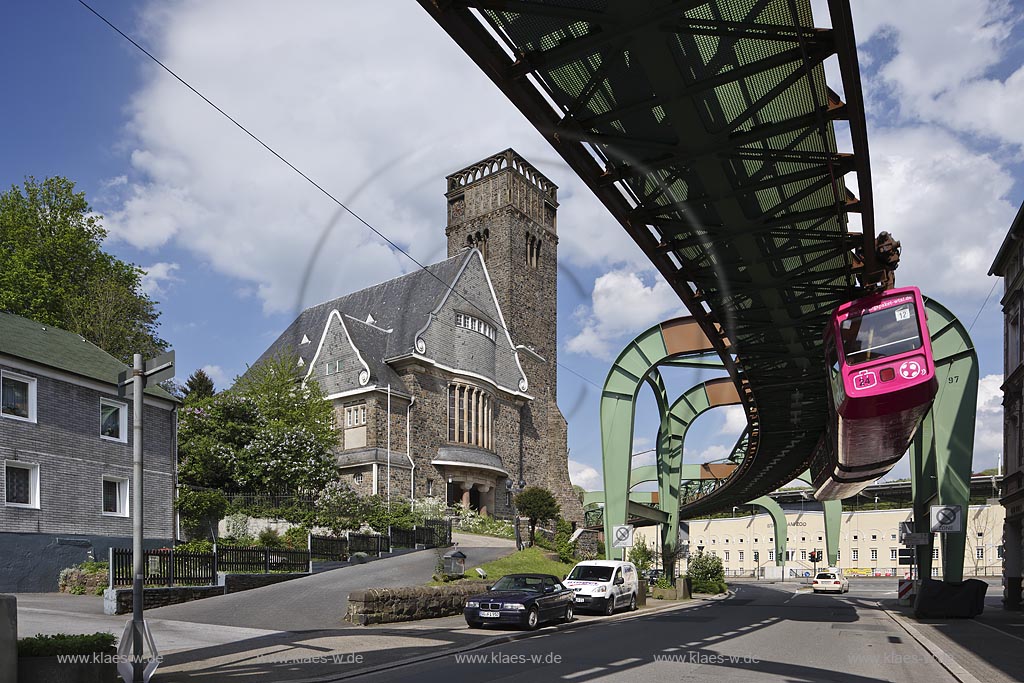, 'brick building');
256,150,582,521
990,201,1024,608
0,312,178,591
